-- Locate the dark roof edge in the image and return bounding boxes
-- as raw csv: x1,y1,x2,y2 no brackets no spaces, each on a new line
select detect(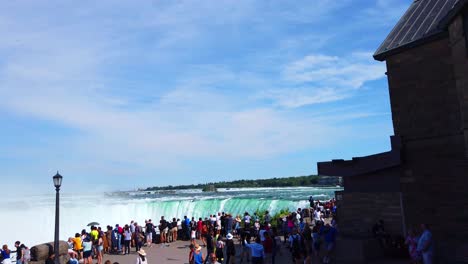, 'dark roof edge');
438,0,468,28
317,136,401,177
373,31,448,61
